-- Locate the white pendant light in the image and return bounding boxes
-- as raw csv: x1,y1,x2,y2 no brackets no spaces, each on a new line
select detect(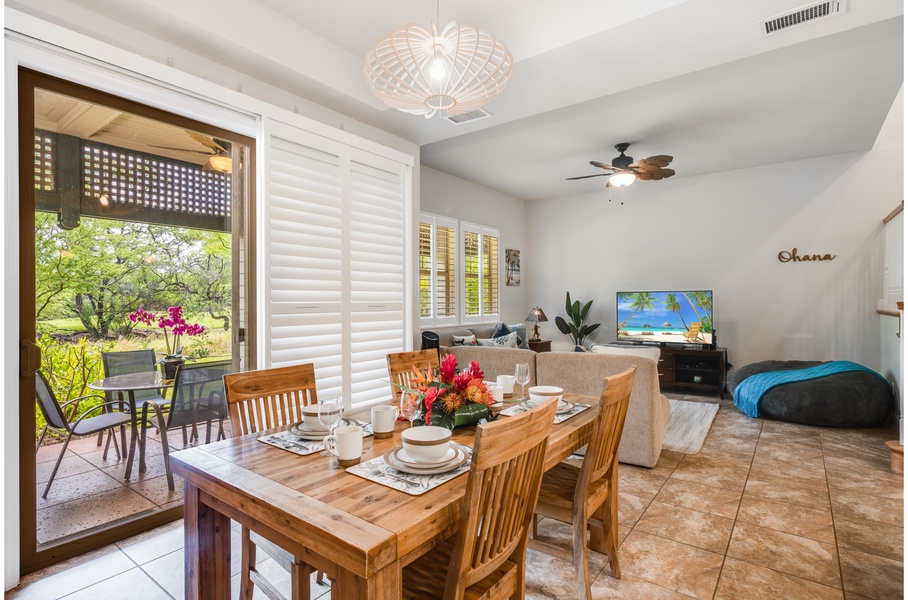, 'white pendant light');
364,19,514,118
